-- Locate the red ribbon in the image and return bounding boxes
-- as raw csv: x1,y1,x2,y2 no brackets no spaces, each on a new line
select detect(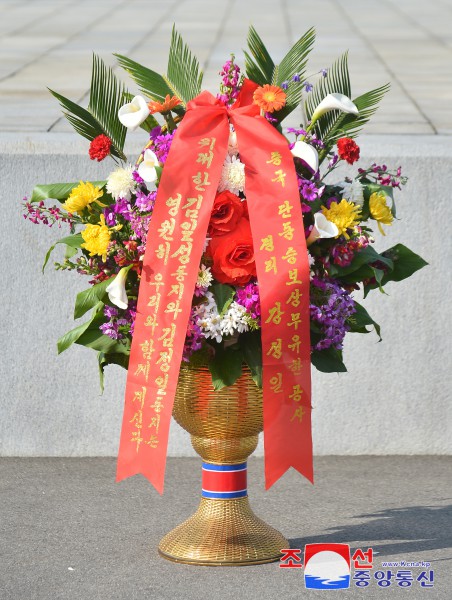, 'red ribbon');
116,80,313,493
